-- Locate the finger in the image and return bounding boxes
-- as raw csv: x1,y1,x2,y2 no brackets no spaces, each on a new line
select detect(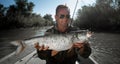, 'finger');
74,45,83,48
74,43,83,46
34,42,39,48
75,41,84,43
39,46,42,51
73,43,84,48
43,46,49,51
34,42,39,45
39,45,44,51
74,45,82,48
